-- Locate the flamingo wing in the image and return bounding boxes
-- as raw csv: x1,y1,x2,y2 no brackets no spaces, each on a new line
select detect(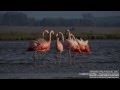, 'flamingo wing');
36,41,50,51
